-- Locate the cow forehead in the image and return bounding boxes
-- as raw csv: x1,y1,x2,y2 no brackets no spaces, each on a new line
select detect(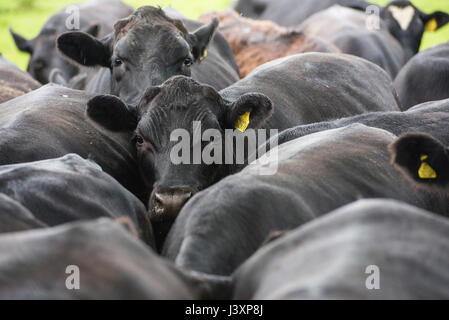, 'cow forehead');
388,5,416,31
